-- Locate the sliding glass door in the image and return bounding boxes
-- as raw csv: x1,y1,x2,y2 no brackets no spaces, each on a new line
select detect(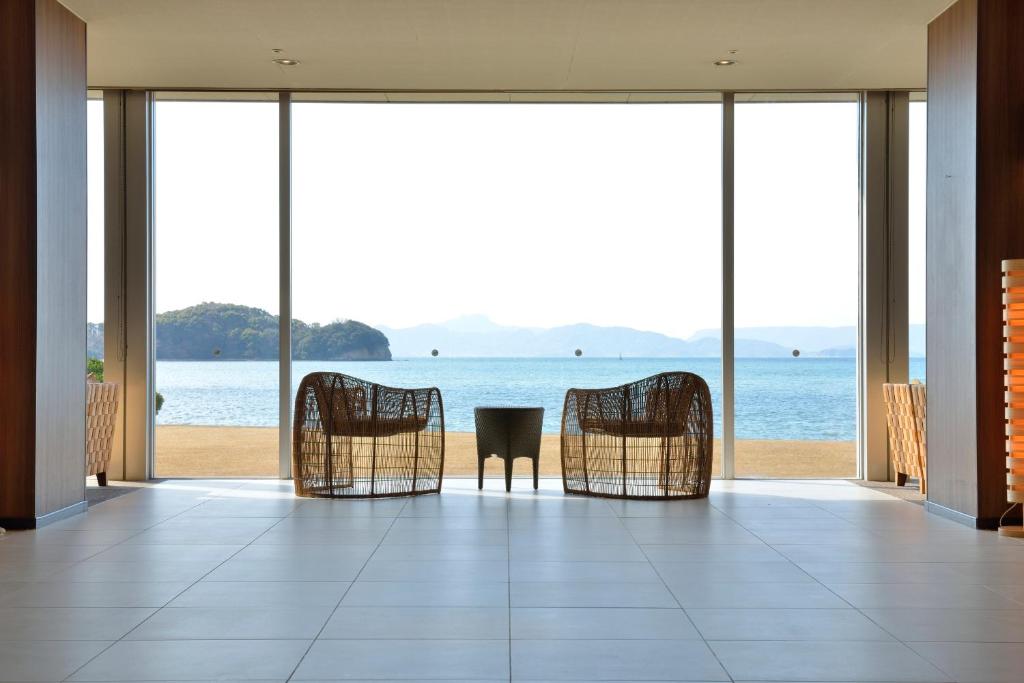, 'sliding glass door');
153,94,280,477
733,95,861,478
